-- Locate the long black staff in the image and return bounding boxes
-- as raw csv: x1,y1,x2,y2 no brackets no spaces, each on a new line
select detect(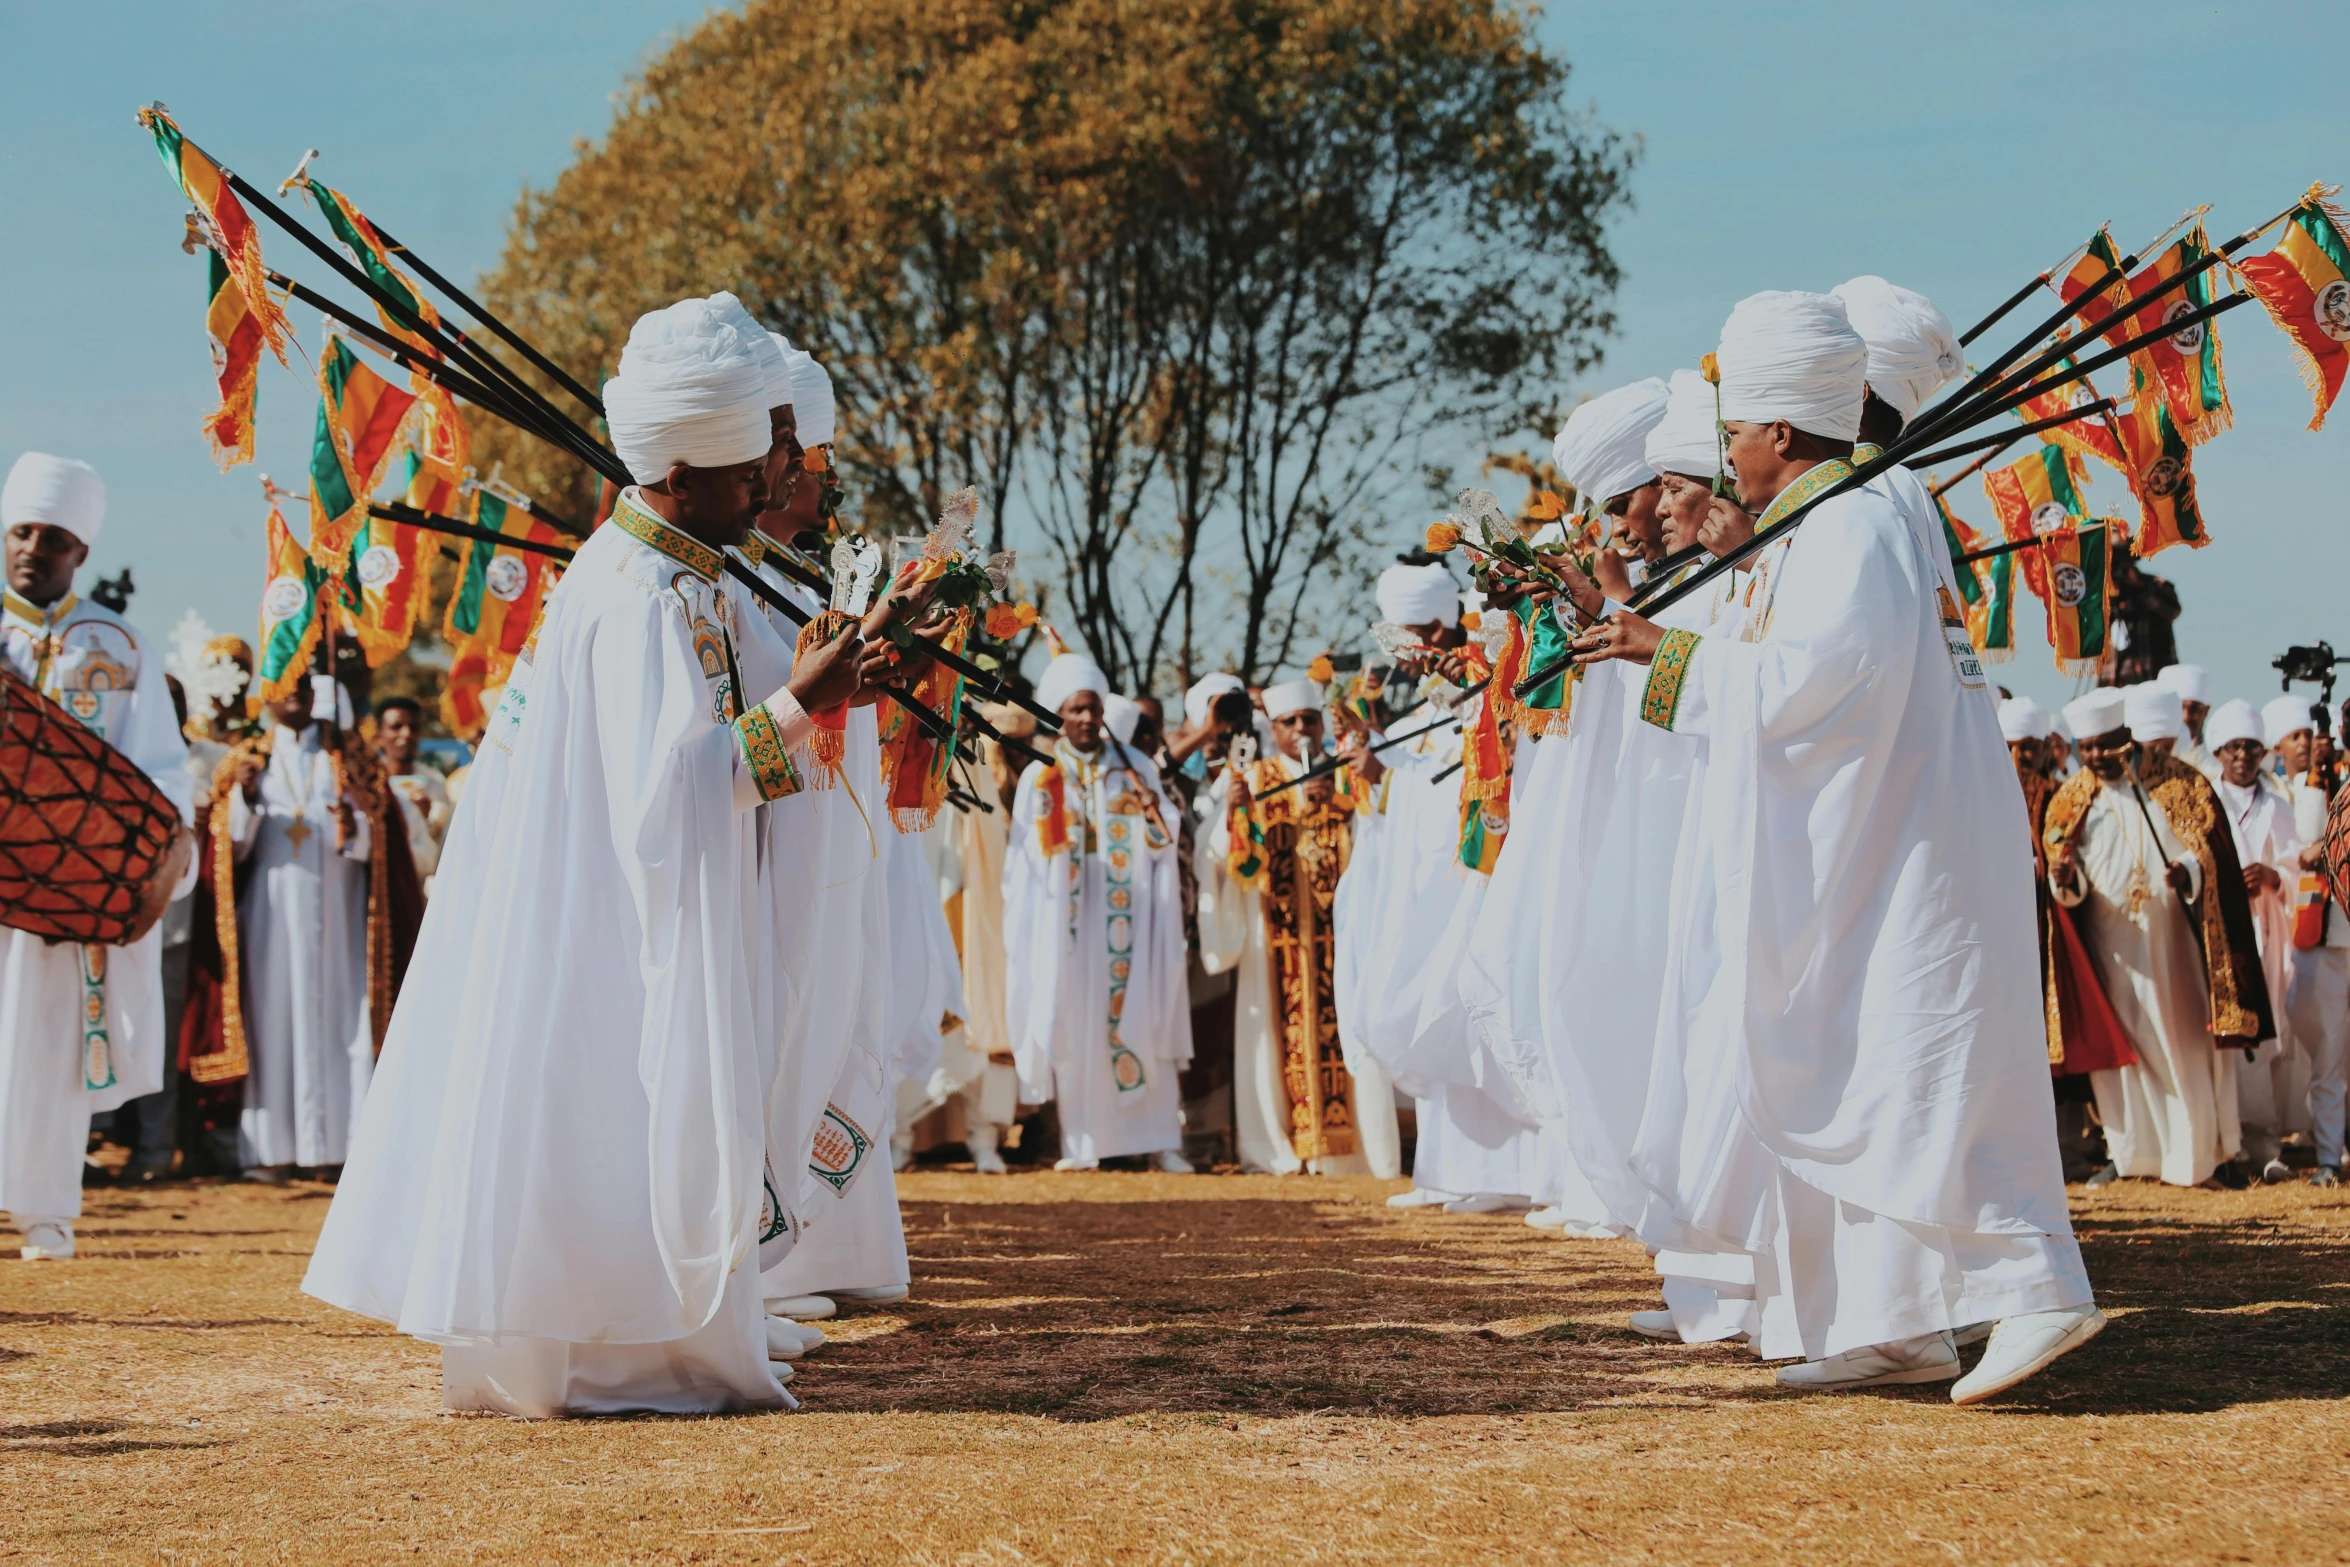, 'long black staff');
1513,286,2251,699
359,217,606,419
1253,679,1490,800
369,501,576,561
1957,520,2107,565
